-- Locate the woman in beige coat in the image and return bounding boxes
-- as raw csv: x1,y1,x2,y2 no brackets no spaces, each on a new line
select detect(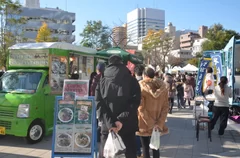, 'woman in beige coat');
136,68,169,158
